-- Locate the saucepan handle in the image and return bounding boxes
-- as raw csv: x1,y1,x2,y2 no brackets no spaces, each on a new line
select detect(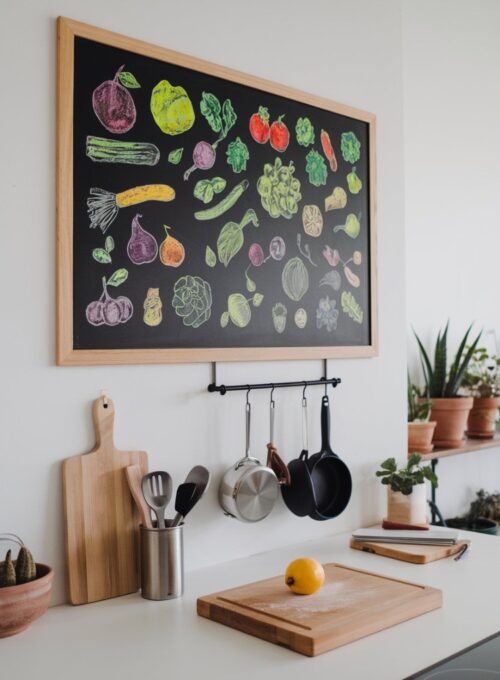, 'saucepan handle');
267,444,291,485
